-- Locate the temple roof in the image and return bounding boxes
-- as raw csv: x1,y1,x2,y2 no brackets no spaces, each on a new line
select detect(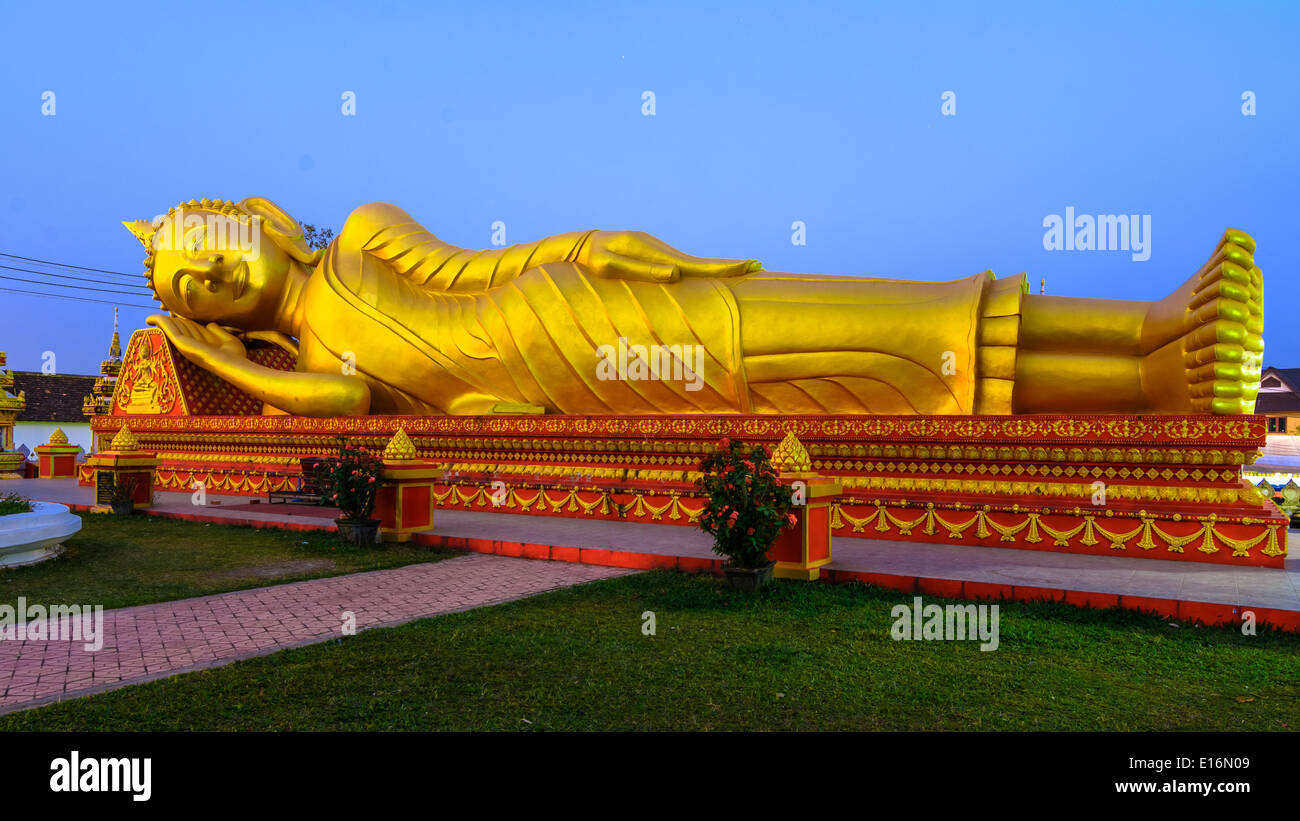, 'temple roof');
1262,367,1300,391
10,371,97,422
